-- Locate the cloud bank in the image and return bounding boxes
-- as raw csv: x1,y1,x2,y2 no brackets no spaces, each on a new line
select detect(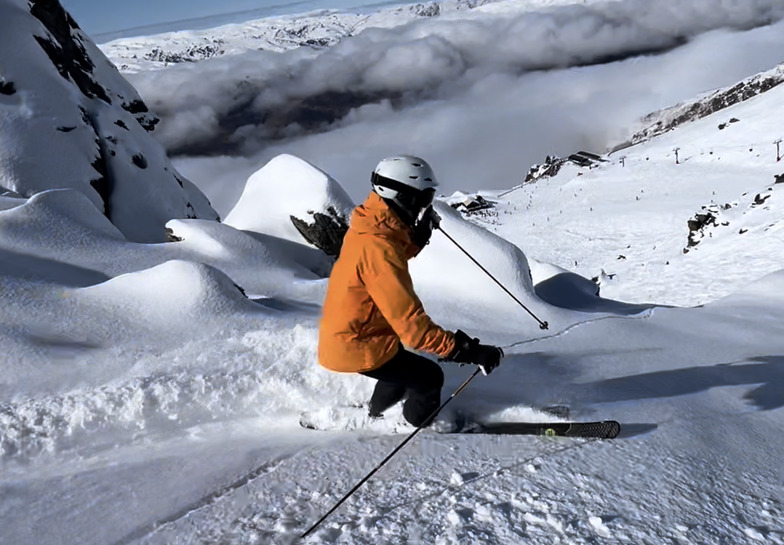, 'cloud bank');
128,0,784,207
